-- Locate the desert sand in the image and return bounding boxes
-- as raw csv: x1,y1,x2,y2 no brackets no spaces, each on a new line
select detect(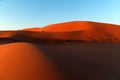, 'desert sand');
1,21,120,43
0,42,63,80
0,21,120,80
